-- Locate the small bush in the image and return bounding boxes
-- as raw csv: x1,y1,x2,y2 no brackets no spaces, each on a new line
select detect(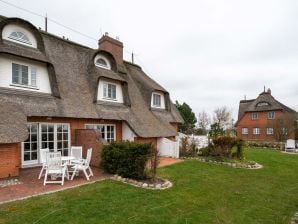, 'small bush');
246,141,281,149
179,136,198,157
101,141,151,180
209,136,237,157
